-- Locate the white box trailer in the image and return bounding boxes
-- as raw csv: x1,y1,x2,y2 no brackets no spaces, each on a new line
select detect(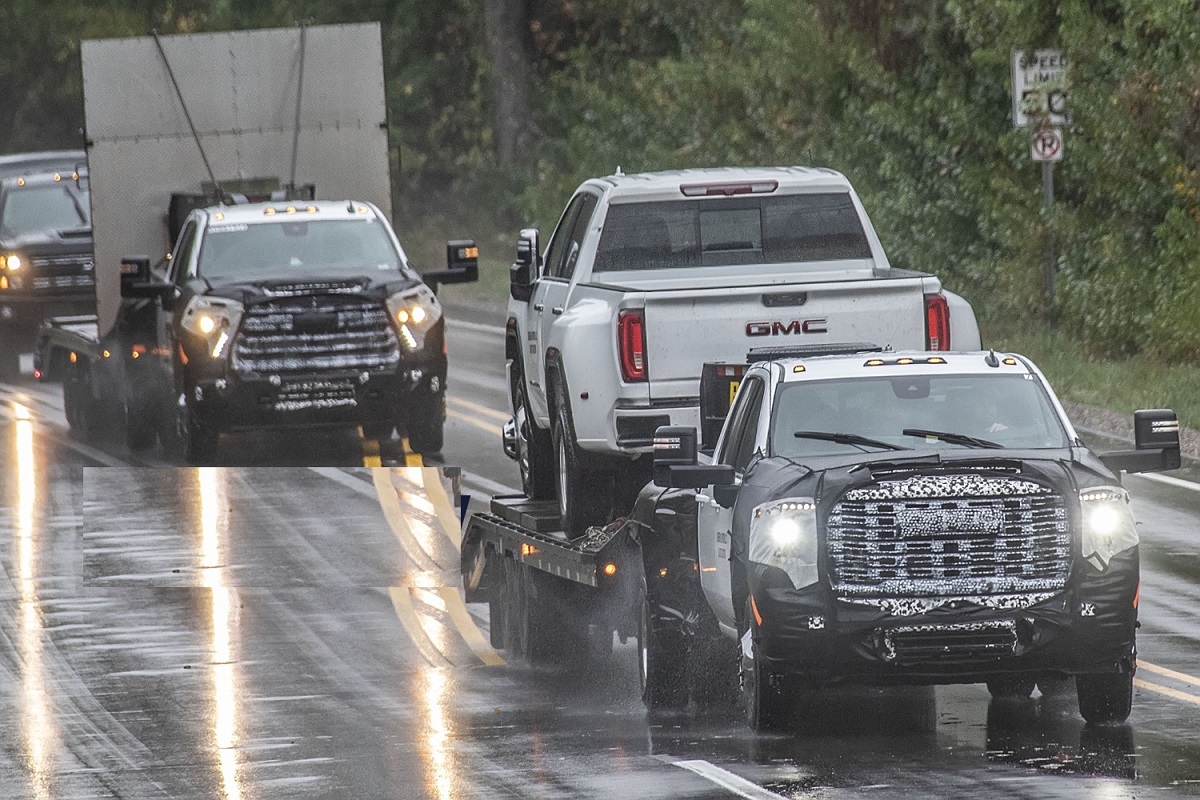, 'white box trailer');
80,22,393,334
